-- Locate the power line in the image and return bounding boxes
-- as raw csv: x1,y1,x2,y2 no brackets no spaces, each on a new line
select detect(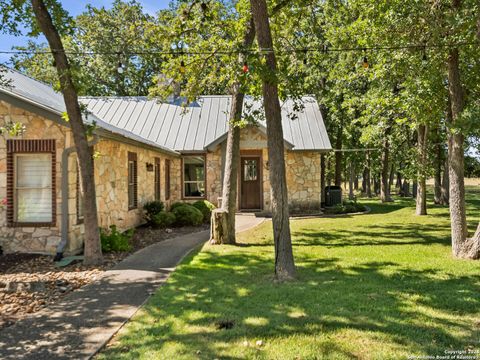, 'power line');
0,40,477,57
